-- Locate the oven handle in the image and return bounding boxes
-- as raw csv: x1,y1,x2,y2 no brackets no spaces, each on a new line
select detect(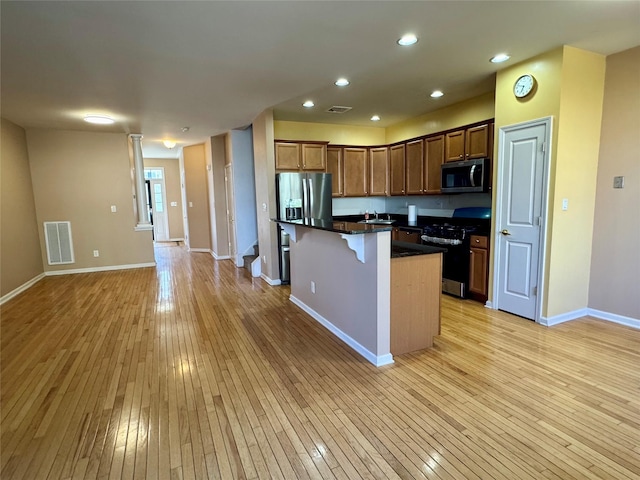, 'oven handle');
469,165,477,187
